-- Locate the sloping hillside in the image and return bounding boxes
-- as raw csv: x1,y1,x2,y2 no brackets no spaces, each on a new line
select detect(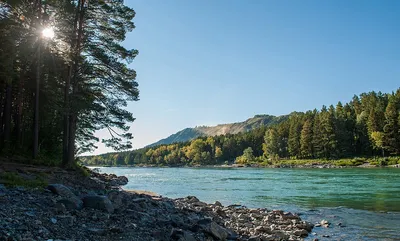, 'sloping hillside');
147,114,288,147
